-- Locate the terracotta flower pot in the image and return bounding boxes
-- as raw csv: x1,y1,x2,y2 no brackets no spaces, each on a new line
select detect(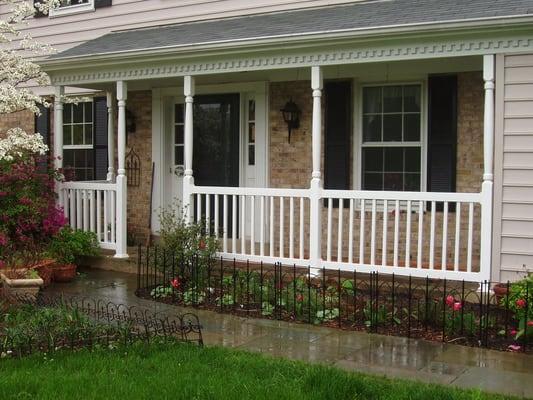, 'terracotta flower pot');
0,272,43,300
493,283,509,302
33,259,56,287
53,263,77,283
